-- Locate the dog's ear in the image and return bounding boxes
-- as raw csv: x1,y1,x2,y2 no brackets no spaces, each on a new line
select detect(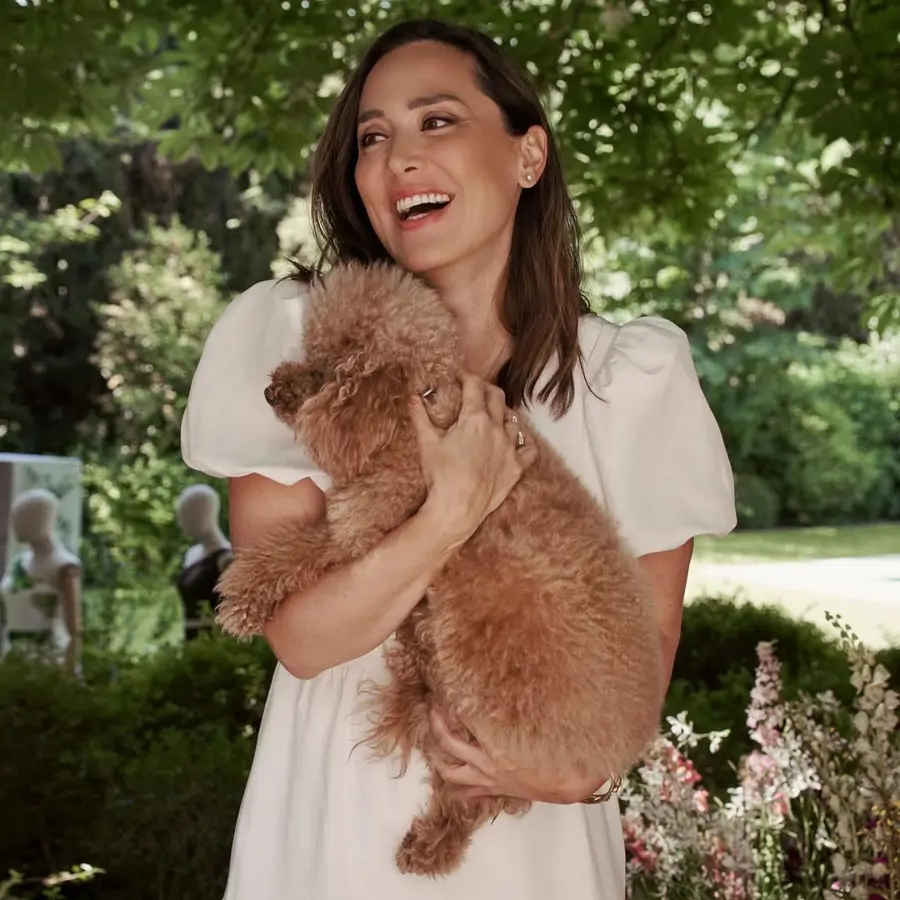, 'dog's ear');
302,363,406,480
265,362,327,427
